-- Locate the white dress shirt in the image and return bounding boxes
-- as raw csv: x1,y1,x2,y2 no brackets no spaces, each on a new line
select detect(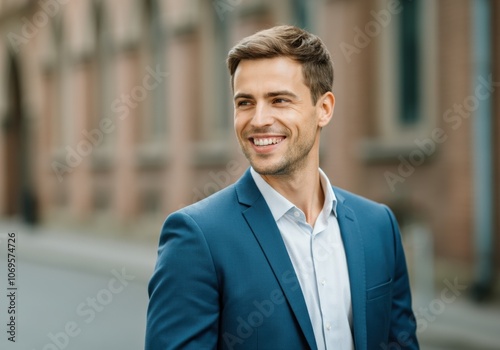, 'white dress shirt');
251,168,354,350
